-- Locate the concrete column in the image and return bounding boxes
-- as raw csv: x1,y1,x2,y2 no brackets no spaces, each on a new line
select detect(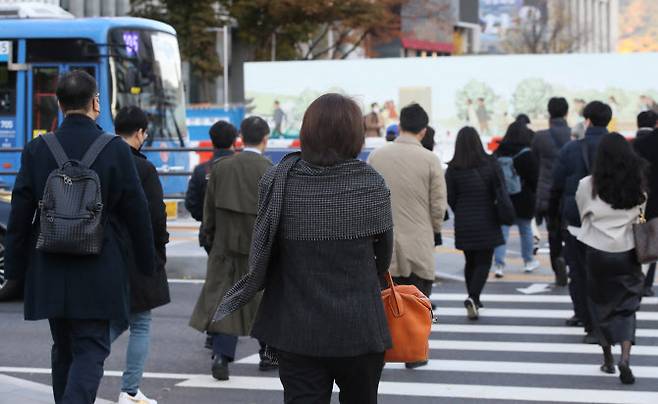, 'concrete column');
101,0,116,17
578,0,586,52
66,0,84,17
85,0,101,17
608,0,619,52
593,0,600,52
116,0,131,16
